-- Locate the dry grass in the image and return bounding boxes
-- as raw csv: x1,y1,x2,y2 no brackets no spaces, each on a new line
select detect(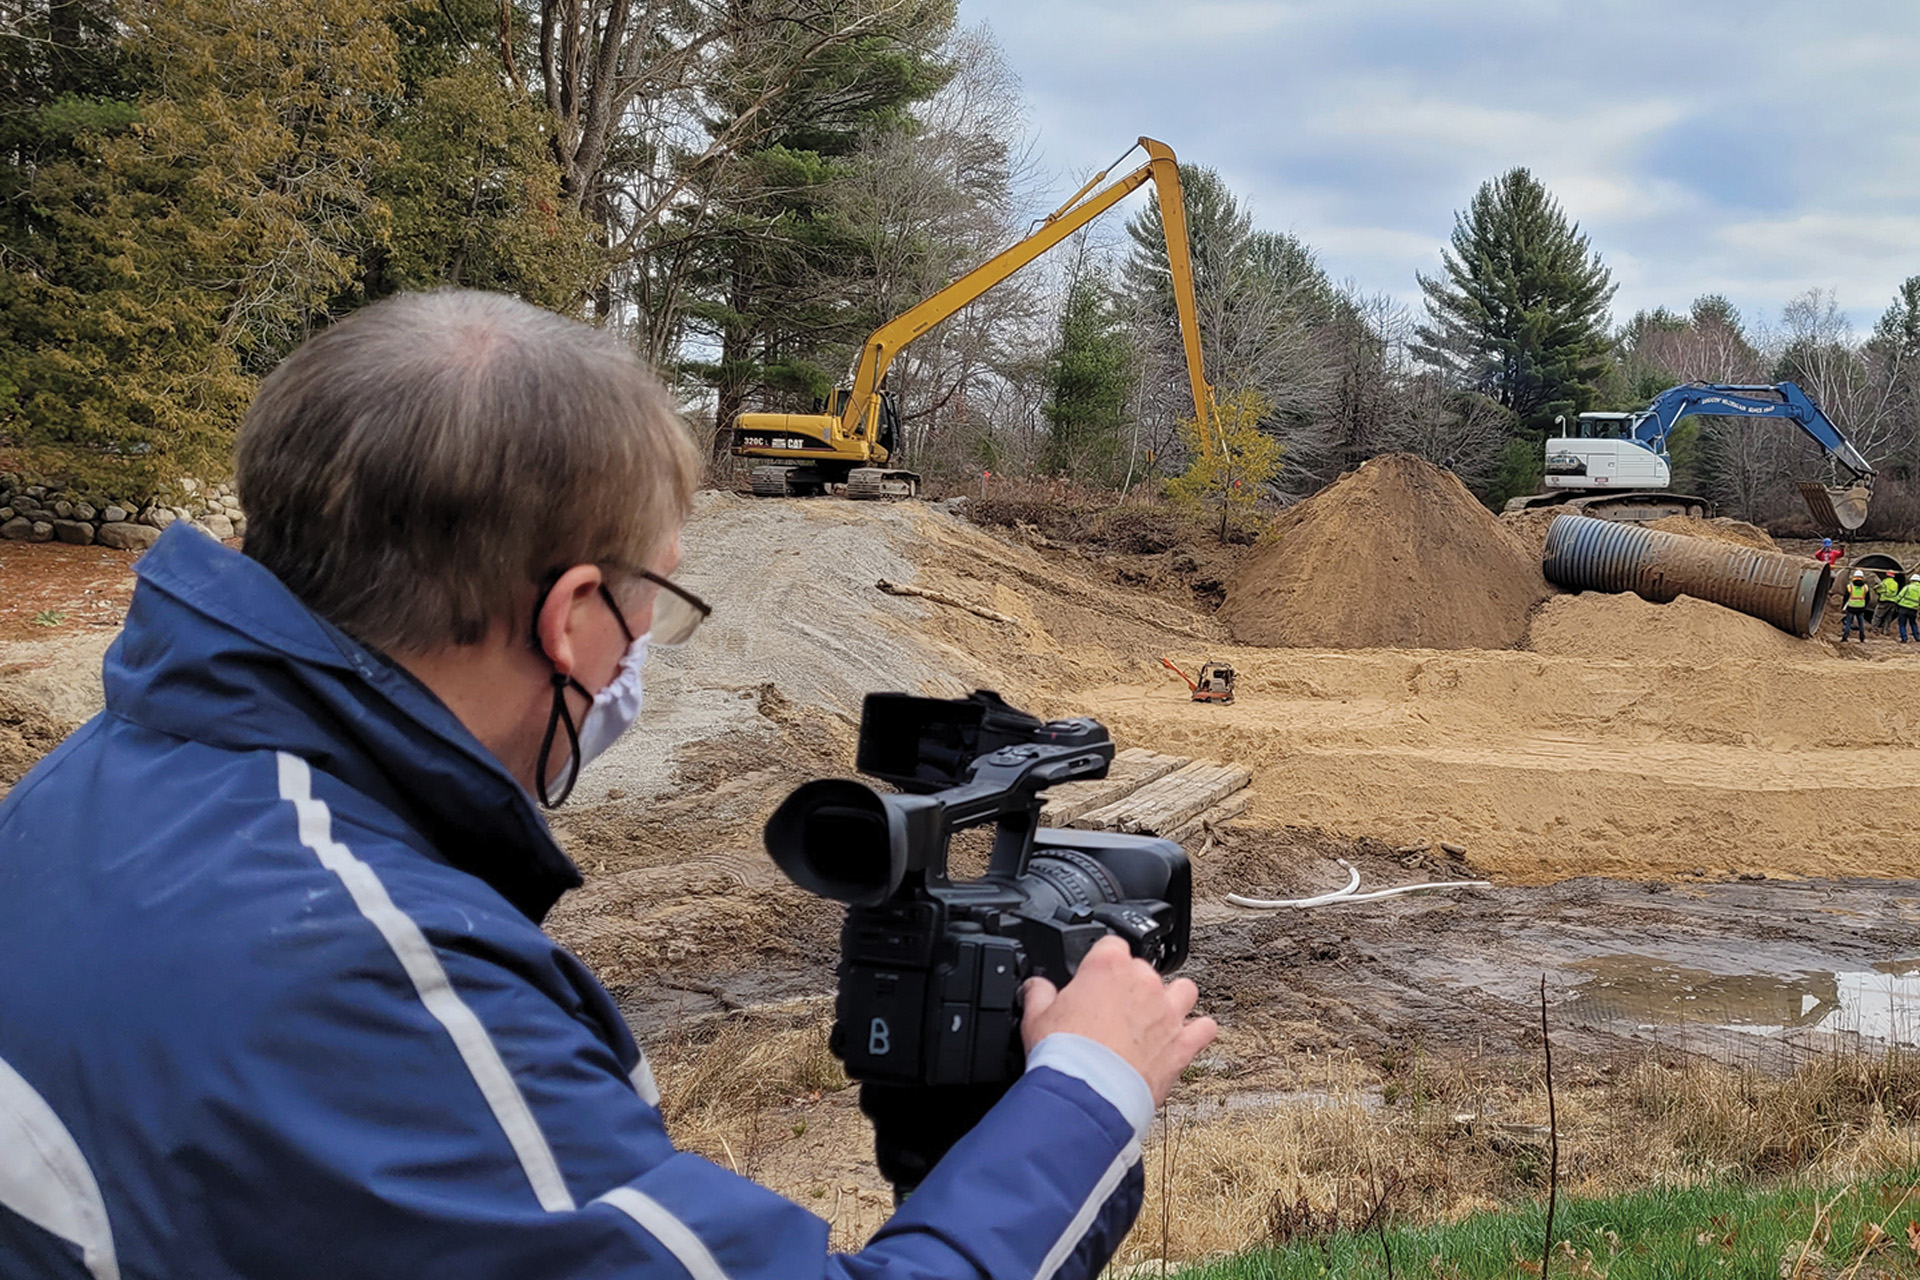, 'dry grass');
1116,1045,1920,1268
642,1005,1920,1267
649,999,847,1174
1624,1048,1920,1179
